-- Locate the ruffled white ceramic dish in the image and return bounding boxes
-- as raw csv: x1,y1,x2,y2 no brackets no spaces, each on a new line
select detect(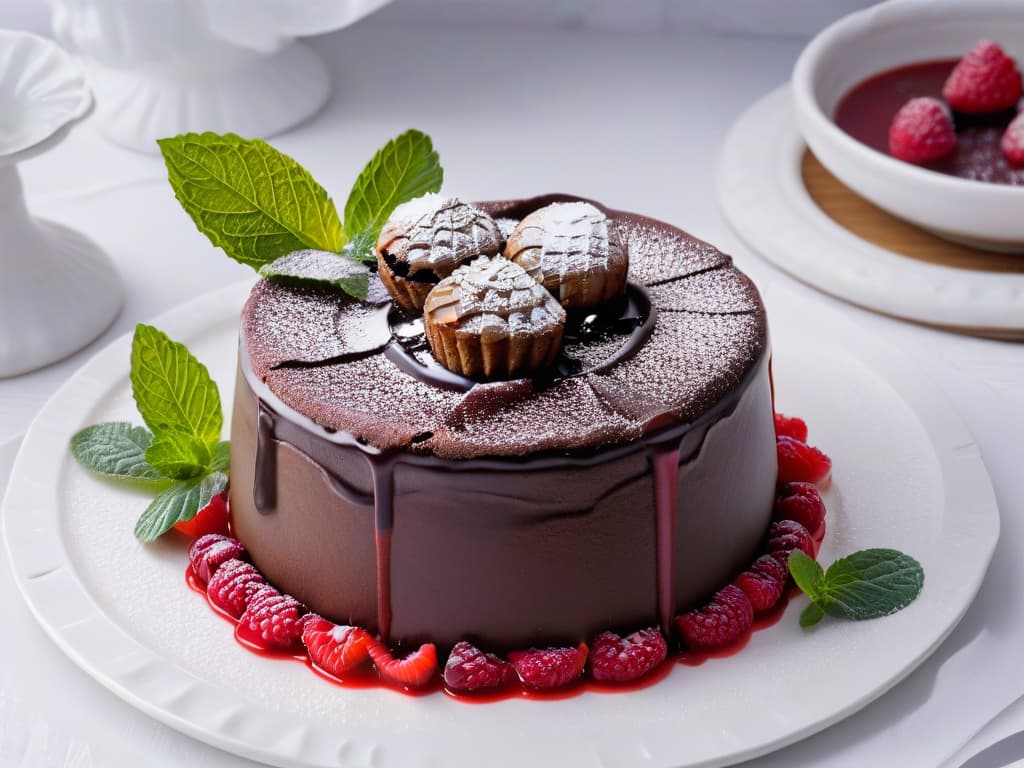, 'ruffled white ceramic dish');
43,0,395,152
792,0,1024,252
0,31,121,379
